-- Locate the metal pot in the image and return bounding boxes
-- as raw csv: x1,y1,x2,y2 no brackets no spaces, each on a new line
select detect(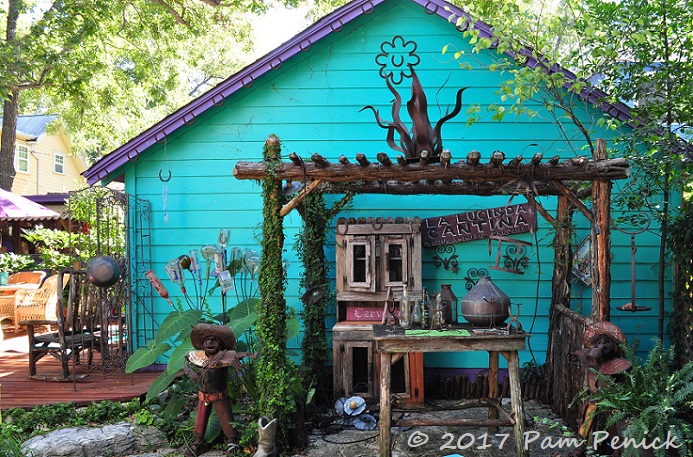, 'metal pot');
460,276,510,327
